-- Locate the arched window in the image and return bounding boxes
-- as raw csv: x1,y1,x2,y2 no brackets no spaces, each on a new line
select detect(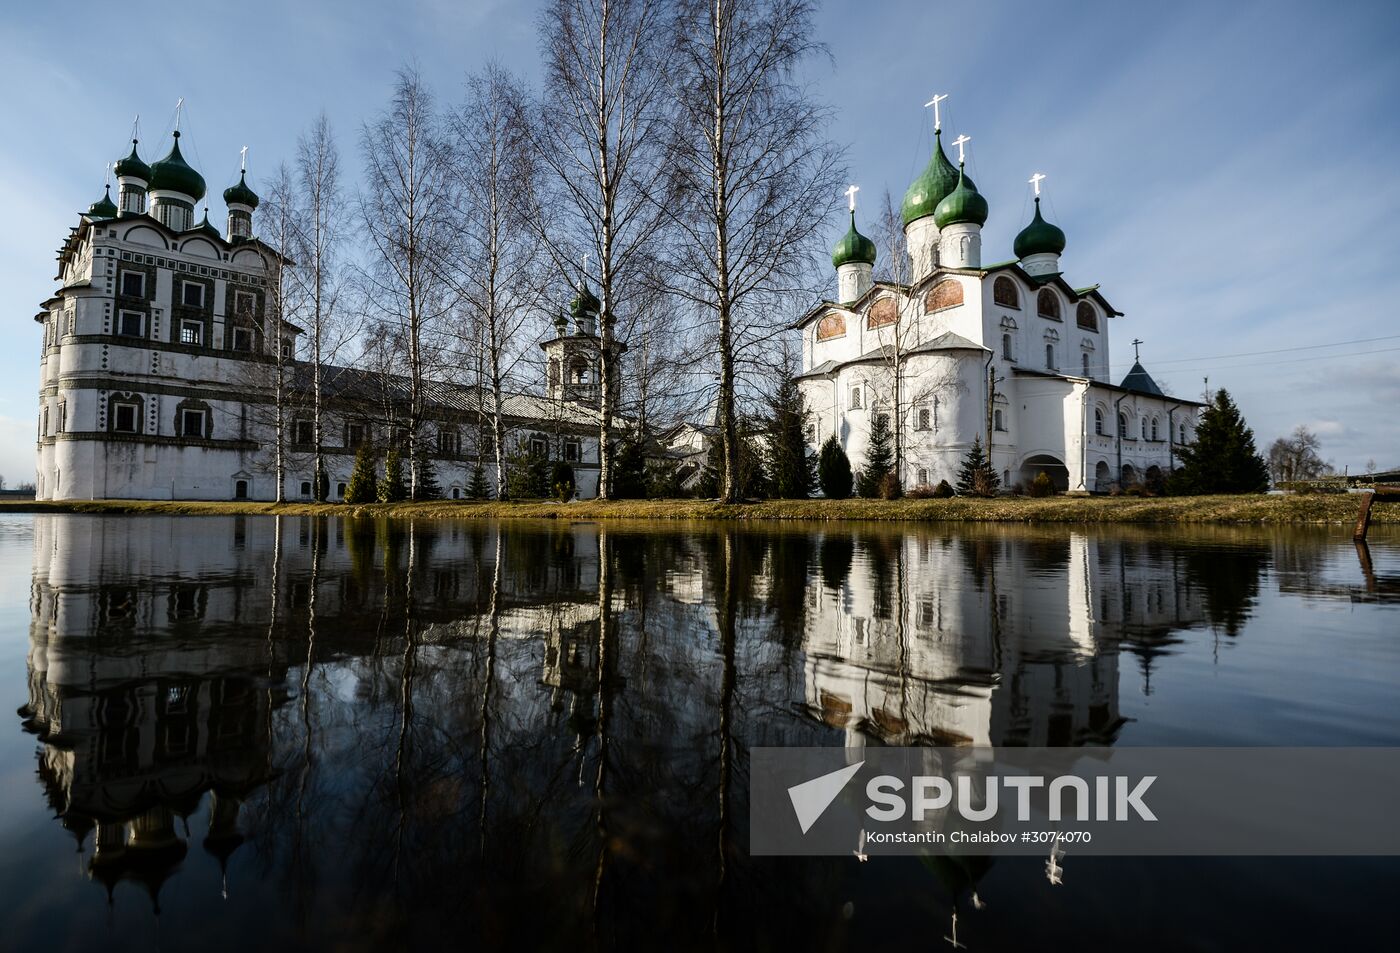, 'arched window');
867,296,899,329
1179,422,1187,444
1082,352,1091,376
917,468,929,486
1045,343,1056,370
1037,288,1061,320
1076,301,1099,331
993,275,1019,308
1151,417,1160,441
924,279,963,313
1118,412,1130,437
1142,416,1151,440
993,408,1005,432
817,312,846,341
1002,332,1013,362
1094,408,1105,435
